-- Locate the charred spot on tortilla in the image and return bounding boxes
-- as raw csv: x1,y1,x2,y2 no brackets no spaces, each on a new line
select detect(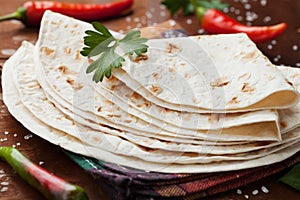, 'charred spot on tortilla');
152,72,161,79
241,51,257,60
66,77,75,86
168,66,177,73
166,42,181,54
280,121,288,128
40,46,55,58
75,50,82,61
210,77,230,88
286,79,294,87
228,96,240,105
150,84,163,95
63,47,72,54
133,53,148,63
241,83,255,93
